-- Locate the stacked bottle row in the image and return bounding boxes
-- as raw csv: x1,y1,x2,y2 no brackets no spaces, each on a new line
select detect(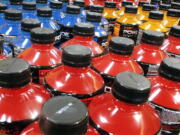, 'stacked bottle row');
0,0,179,135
